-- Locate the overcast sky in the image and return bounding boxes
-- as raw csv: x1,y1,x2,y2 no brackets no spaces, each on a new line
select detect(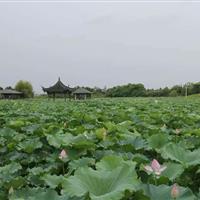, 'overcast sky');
0,1,200,93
